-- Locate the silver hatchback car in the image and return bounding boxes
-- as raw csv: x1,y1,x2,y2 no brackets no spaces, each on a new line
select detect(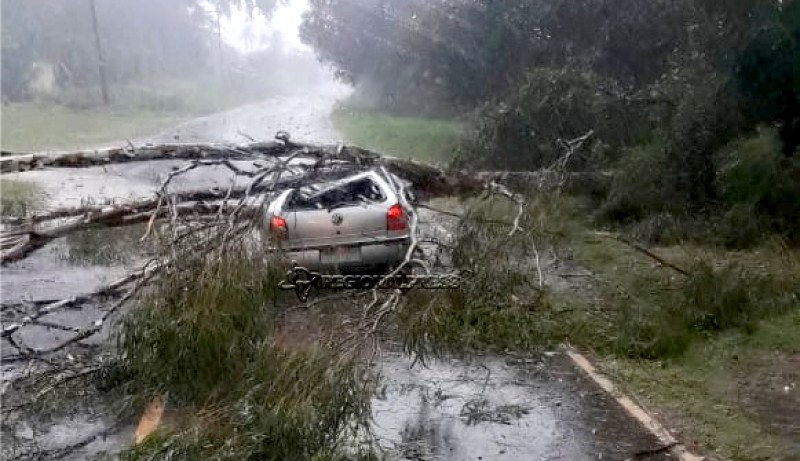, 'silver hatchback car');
264,170,412,273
